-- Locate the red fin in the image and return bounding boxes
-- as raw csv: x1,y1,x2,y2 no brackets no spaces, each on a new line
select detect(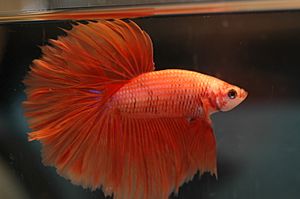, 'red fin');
23,19,155,196
53,114,195,199
35,114,216,199
114,117,192,199
24,19,154,131
24,20,154,114
59,19,154,80
188,118,217,177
